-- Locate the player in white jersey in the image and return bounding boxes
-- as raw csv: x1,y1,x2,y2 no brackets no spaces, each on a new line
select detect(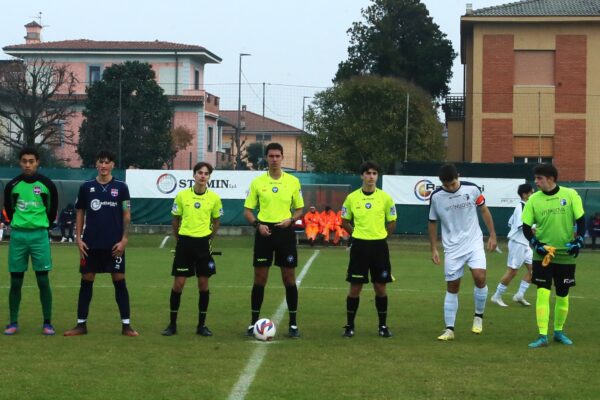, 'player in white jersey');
428,164,497,341
490,183,534,307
